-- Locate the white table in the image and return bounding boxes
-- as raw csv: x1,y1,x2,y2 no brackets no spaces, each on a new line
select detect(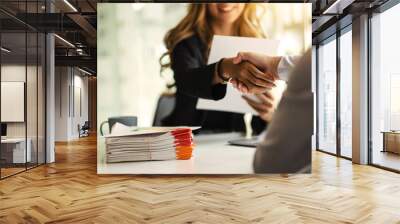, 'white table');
97,133,256,174
1,138,32,163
